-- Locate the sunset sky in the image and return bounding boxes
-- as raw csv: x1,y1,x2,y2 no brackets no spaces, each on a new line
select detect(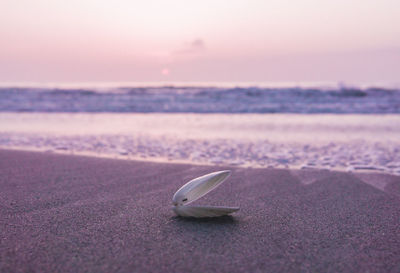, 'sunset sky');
1,0,399,84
